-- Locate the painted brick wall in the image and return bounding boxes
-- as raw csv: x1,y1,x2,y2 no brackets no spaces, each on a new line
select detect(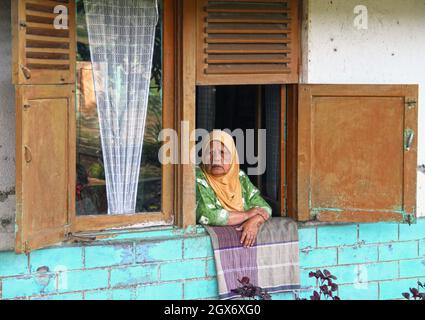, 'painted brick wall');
1,220,425,300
